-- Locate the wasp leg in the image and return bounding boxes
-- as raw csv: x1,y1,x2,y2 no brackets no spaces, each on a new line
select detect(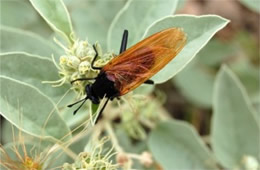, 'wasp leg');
95,97,110,124
119,30,128,54
91,45,102,70
70,77,96,84
144,79,154,84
